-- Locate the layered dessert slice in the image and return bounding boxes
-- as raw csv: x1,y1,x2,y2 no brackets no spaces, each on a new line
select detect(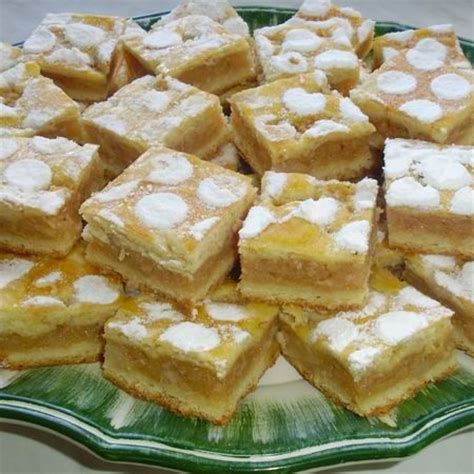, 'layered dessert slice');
82,75,228,179
80,147,256,304
384,139,473,258
123,15,257,96
239,171,378,310
0,242,123,369
103,289,279,424
0,136,103,256
22,13,127,101
0,62,81,140
279,268,457,416
350,53,474,145
229,72,376,180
